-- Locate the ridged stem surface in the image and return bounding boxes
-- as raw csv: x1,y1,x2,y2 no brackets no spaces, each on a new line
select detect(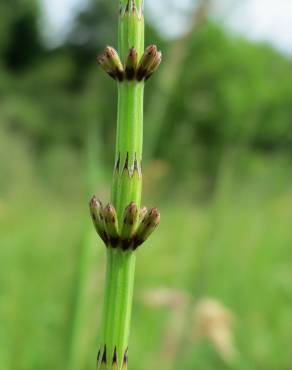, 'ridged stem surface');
99,249,136,365
98,2,144,369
